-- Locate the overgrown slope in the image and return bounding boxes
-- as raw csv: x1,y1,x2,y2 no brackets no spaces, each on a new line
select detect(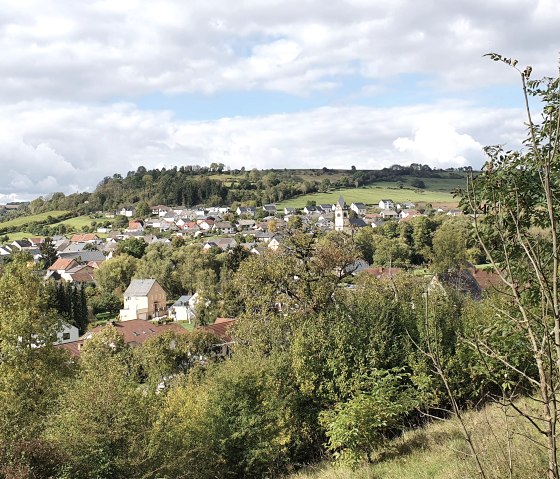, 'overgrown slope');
288,398,547,479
